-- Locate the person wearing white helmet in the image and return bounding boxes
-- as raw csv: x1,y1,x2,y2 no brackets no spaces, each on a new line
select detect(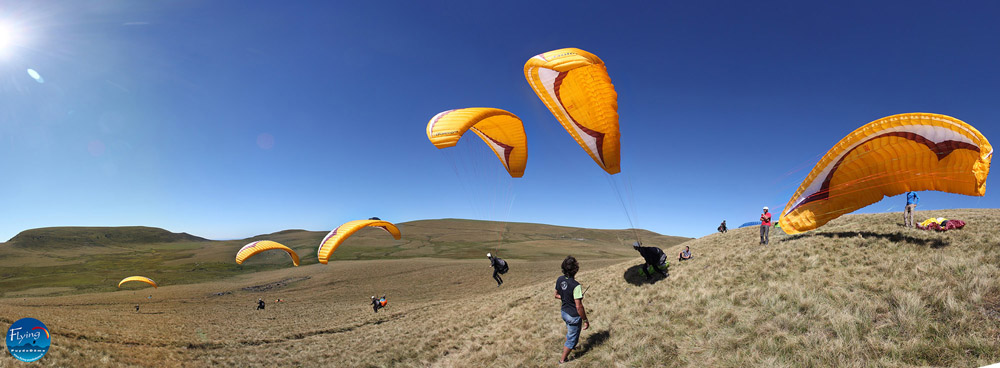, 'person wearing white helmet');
371,294,387,313
487,253,508,287
760,206,772,245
